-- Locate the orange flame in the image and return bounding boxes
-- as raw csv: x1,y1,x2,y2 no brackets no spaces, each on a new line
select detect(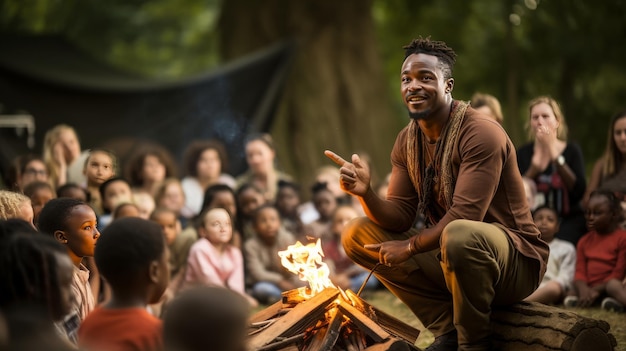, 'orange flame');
278,239,335,297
